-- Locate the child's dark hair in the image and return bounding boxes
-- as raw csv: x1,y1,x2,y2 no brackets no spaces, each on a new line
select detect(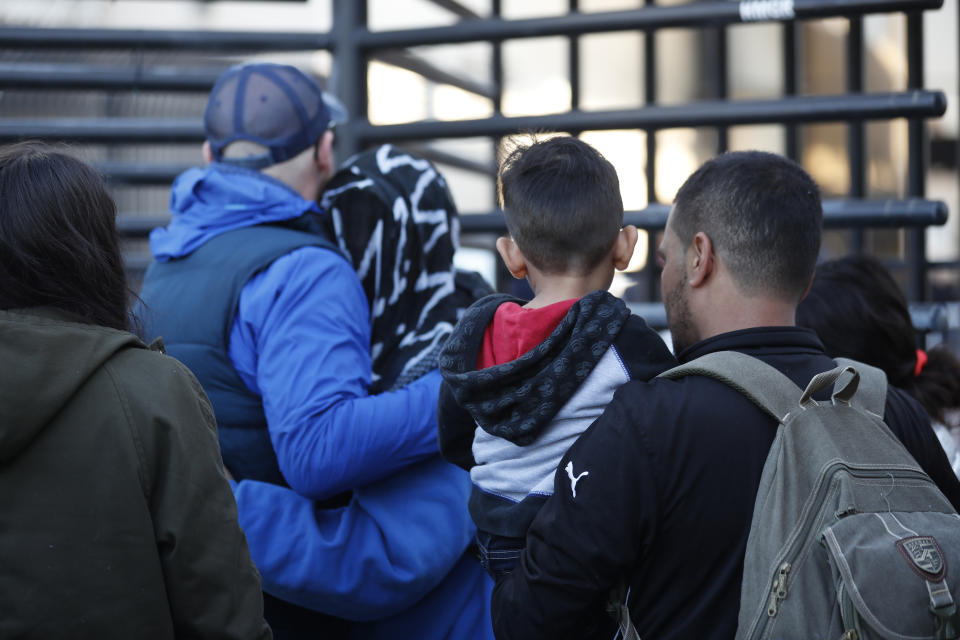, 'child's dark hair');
498,135,623,275
797,254,960,424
